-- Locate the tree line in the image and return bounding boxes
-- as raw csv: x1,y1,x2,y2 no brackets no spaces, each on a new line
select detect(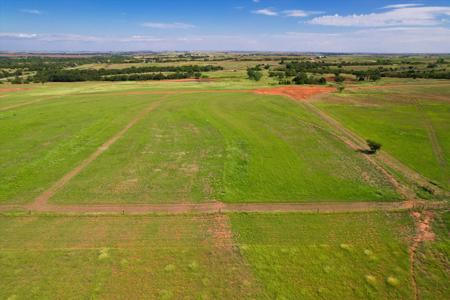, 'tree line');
26,65,221,83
